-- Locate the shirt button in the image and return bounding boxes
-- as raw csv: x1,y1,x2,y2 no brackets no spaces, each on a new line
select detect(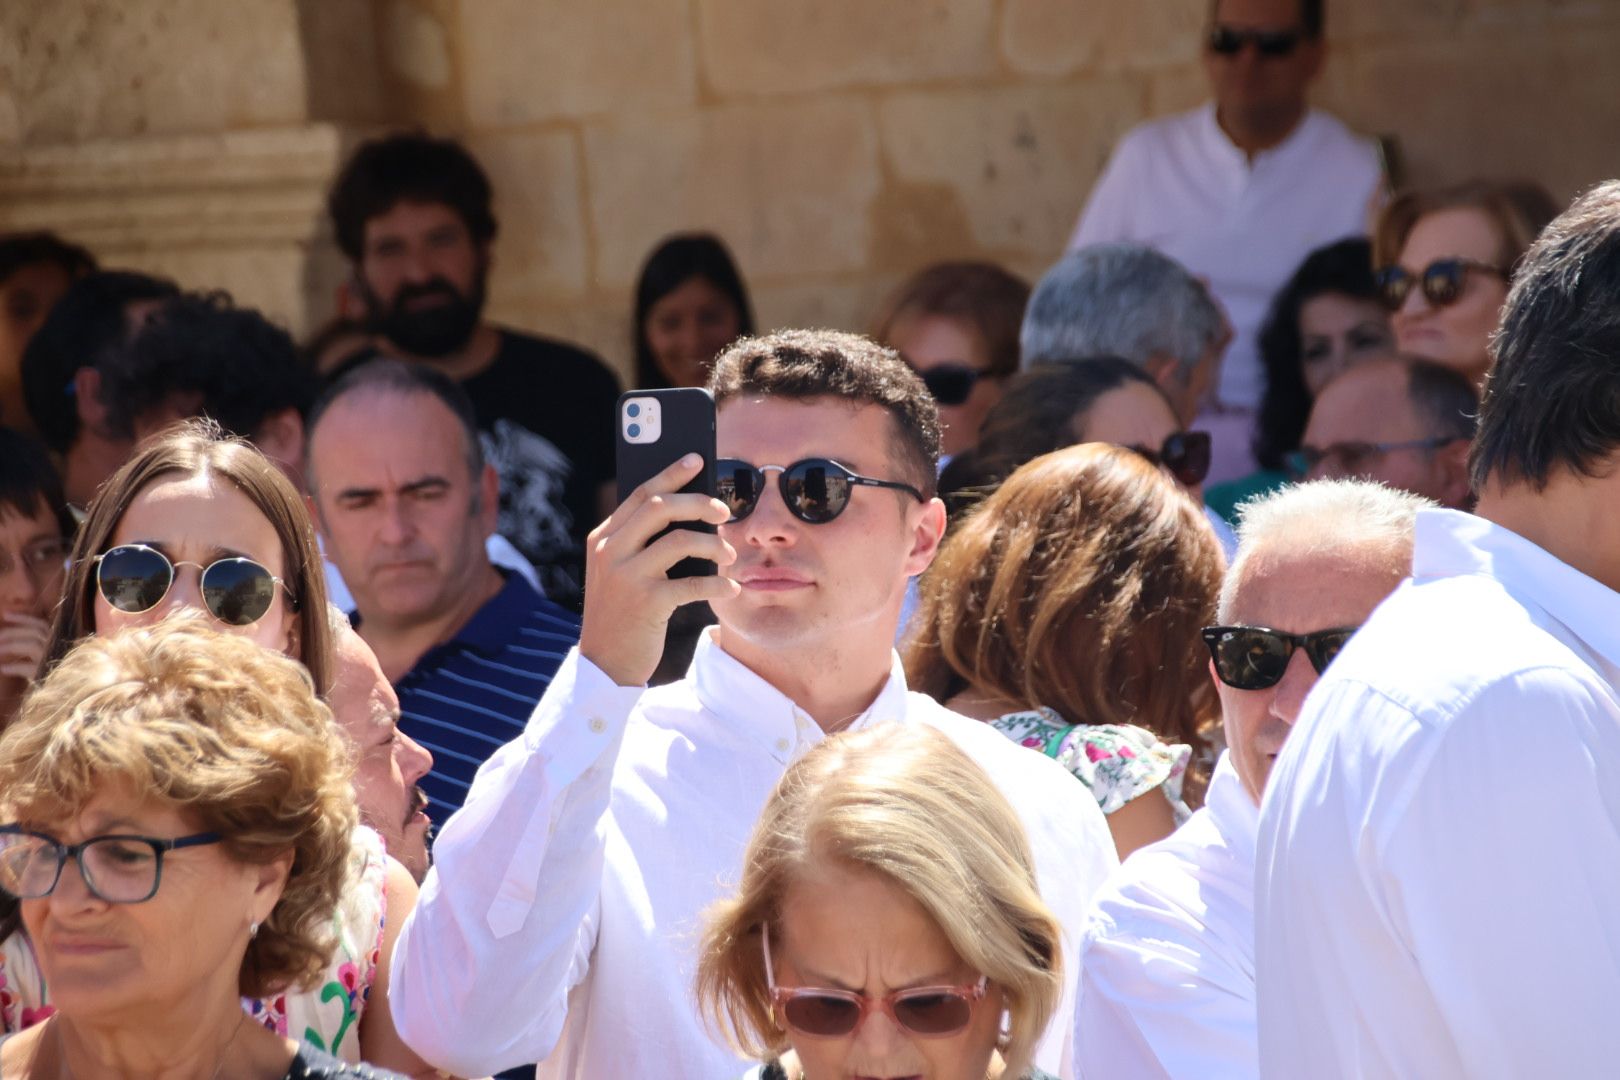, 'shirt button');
776,738,790,753
588,717,606,734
